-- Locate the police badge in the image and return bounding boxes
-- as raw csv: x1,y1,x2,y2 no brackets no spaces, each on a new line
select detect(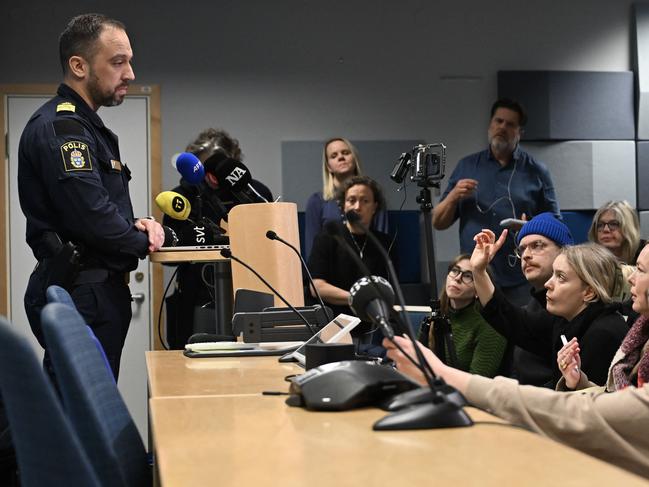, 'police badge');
60,140,92,172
